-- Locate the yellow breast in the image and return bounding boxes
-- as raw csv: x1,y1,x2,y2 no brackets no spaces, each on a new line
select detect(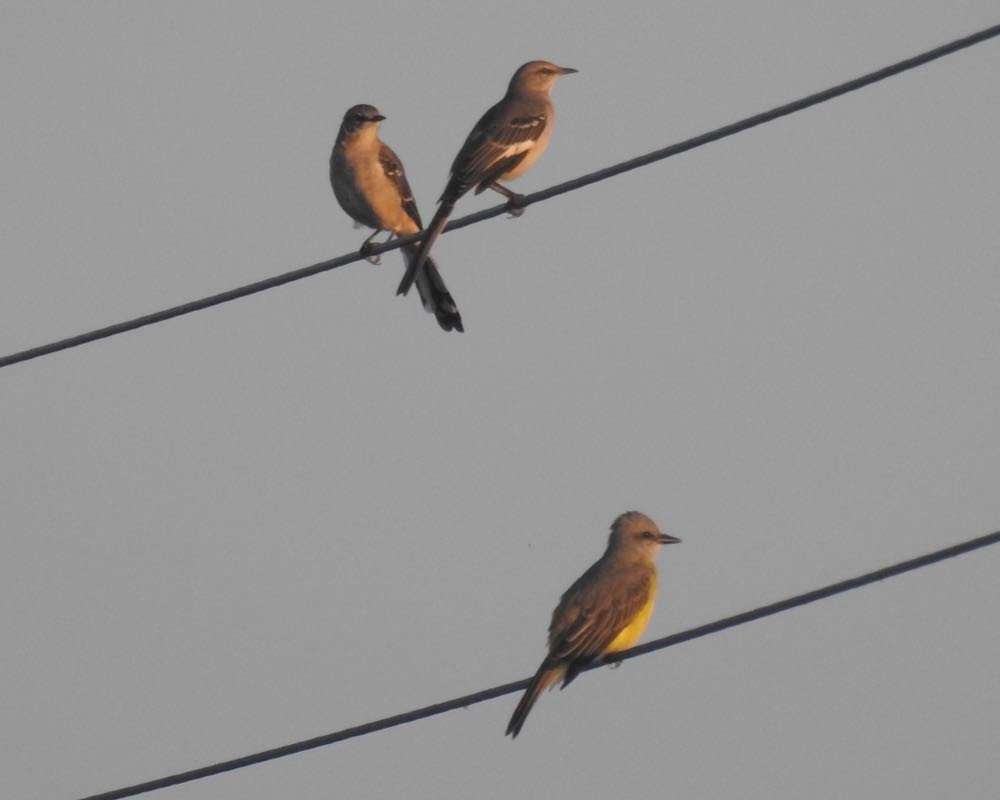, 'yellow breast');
605,594,657,654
